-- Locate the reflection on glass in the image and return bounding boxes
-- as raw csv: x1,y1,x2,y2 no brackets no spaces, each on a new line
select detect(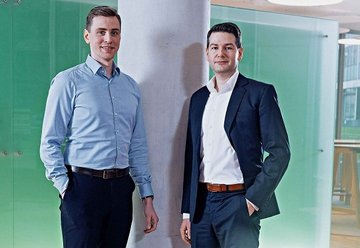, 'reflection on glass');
211,5,338,248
